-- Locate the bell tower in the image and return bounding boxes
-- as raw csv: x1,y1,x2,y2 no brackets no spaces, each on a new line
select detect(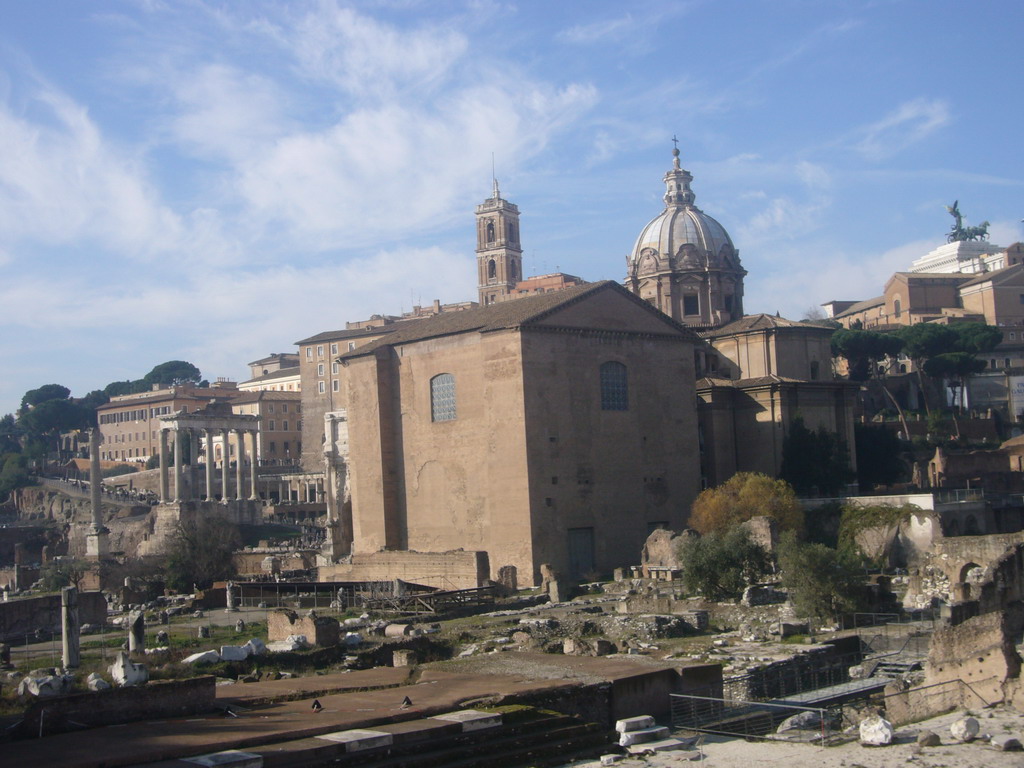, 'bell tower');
476,177,523,305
